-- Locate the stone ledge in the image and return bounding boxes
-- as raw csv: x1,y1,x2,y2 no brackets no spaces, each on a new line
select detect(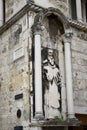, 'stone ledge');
29,118,80,127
